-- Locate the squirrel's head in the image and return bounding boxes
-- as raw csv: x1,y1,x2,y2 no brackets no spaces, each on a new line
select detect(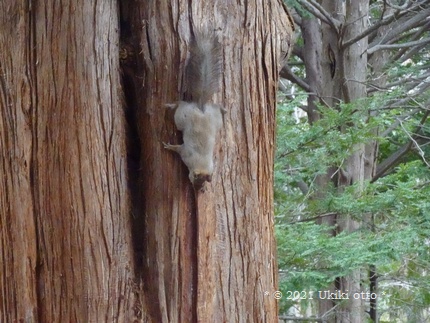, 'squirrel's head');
190,171,212,190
